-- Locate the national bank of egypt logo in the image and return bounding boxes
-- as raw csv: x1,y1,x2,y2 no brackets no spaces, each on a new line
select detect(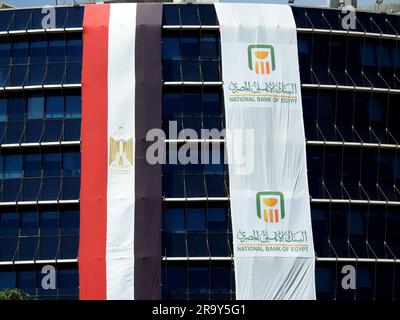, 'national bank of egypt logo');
247,44,276,75
256,191,285,223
